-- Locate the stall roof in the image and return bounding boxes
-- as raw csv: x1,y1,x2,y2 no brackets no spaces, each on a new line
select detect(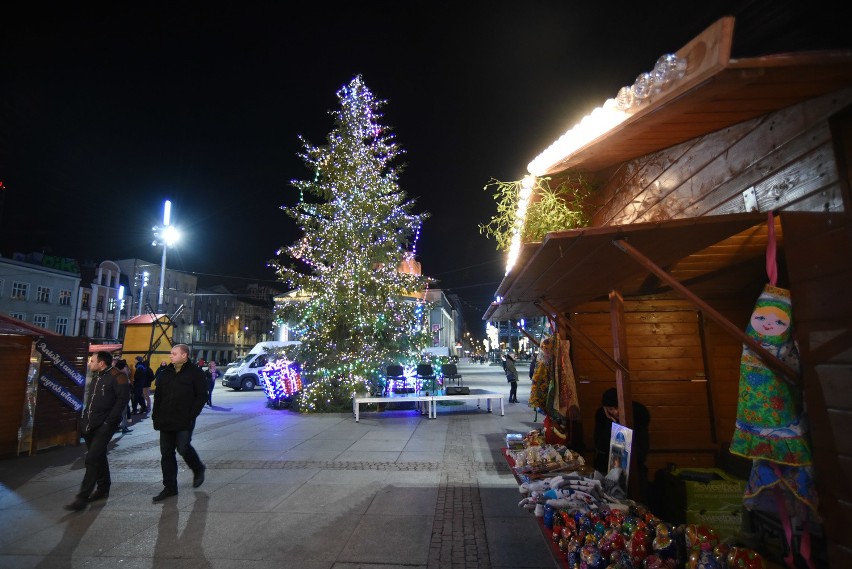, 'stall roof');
485,212,774,321
535,18,852,176
487,18,852,322
0,313,56,337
